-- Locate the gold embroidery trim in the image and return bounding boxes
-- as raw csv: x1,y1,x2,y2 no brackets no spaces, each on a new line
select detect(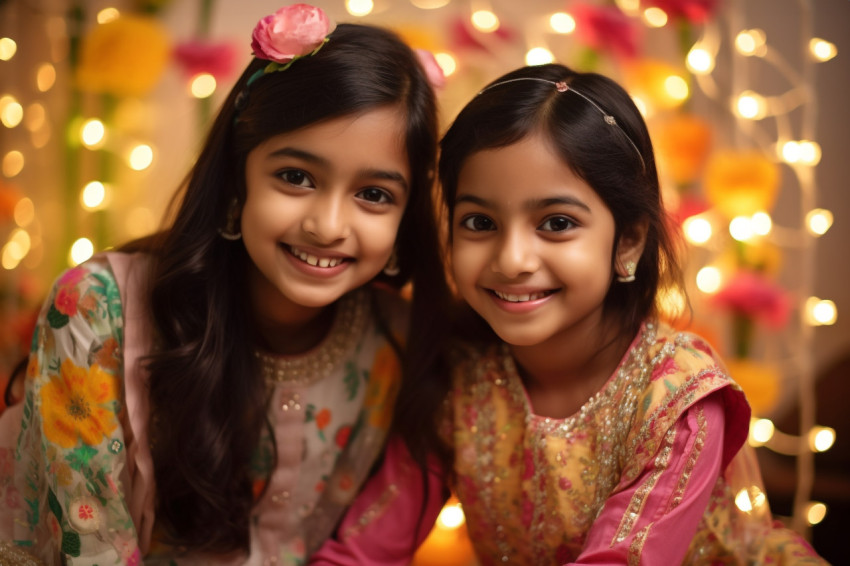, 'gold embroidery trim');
0,542,48,566
667,405,707,512
340,483,399,540
627,523,652,566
